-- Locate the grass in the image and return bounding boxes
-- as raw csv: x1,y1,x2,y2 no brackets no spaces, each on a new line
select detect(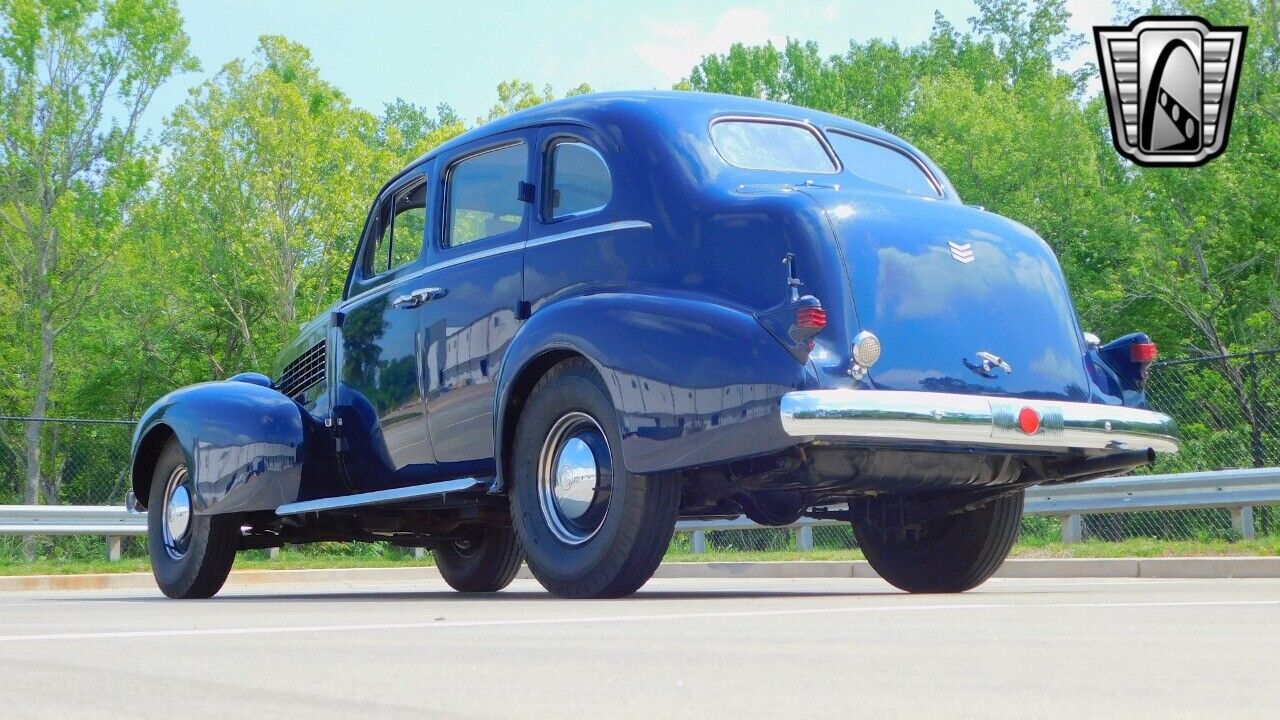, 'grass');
2,535,1277,576
1008,536,1280,558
